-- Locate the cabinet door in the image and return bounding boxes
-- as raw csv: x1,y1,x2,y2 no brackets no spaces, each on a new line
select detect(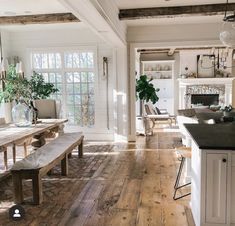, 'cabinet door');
152,79,173,98
205,153,228,224
231,154,235,223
